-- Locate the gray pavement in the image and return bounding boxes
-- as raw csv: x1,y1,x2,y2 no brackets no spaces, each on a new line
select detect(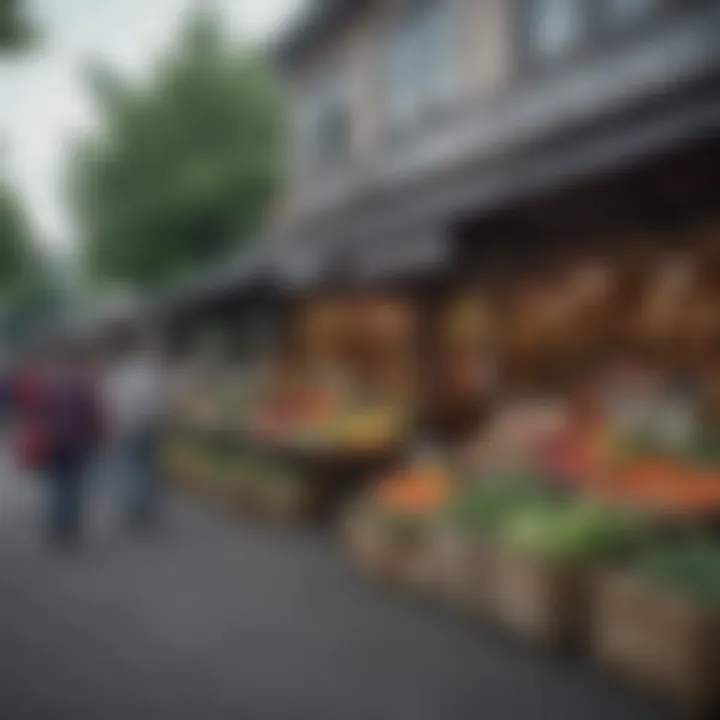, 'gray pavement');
0,452,668,720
